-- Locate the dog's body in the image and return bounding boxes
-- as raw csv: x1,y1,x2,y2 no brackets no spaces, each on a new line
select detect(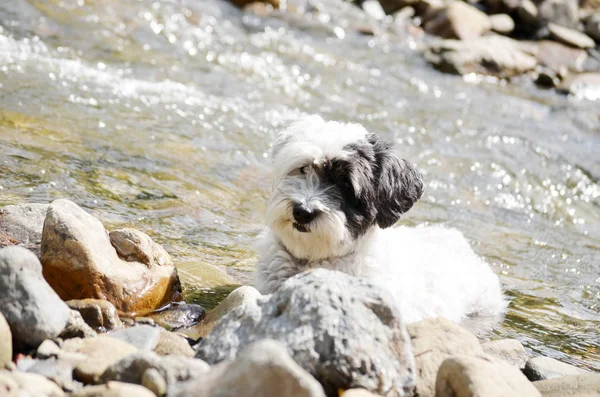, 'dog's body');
254,115,506,325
